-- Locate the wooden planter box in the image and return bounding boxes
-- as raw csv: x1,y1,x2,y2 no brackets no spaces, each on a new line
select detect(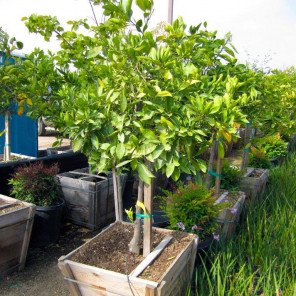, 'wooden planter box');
58,222,198,296
240,168,269,200
0,194,35,277
57,169,127,230
215,191,246,240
